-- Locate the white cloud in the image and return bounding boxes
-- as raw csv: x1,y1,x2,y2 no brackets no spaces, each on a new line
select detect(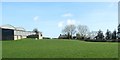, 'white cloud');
58,19,76,28
58,21,64,28
67,19,76,25
62,13,73,17
33,16,39,21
